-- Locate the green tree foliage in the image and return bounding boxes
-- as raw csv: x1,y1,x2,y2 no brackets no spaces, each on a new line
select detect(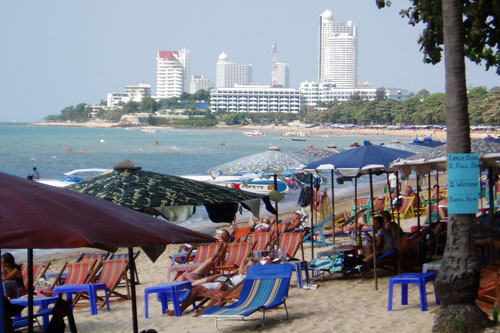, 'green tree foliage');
141,97,159,113
122,101,139,114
